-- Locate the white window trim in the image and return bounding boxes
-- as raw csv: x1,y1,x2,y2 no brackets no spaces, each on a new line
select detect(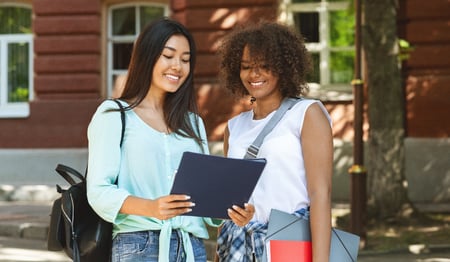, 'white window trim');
106,3,169,97
279,0,353,101
0,34,33,118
